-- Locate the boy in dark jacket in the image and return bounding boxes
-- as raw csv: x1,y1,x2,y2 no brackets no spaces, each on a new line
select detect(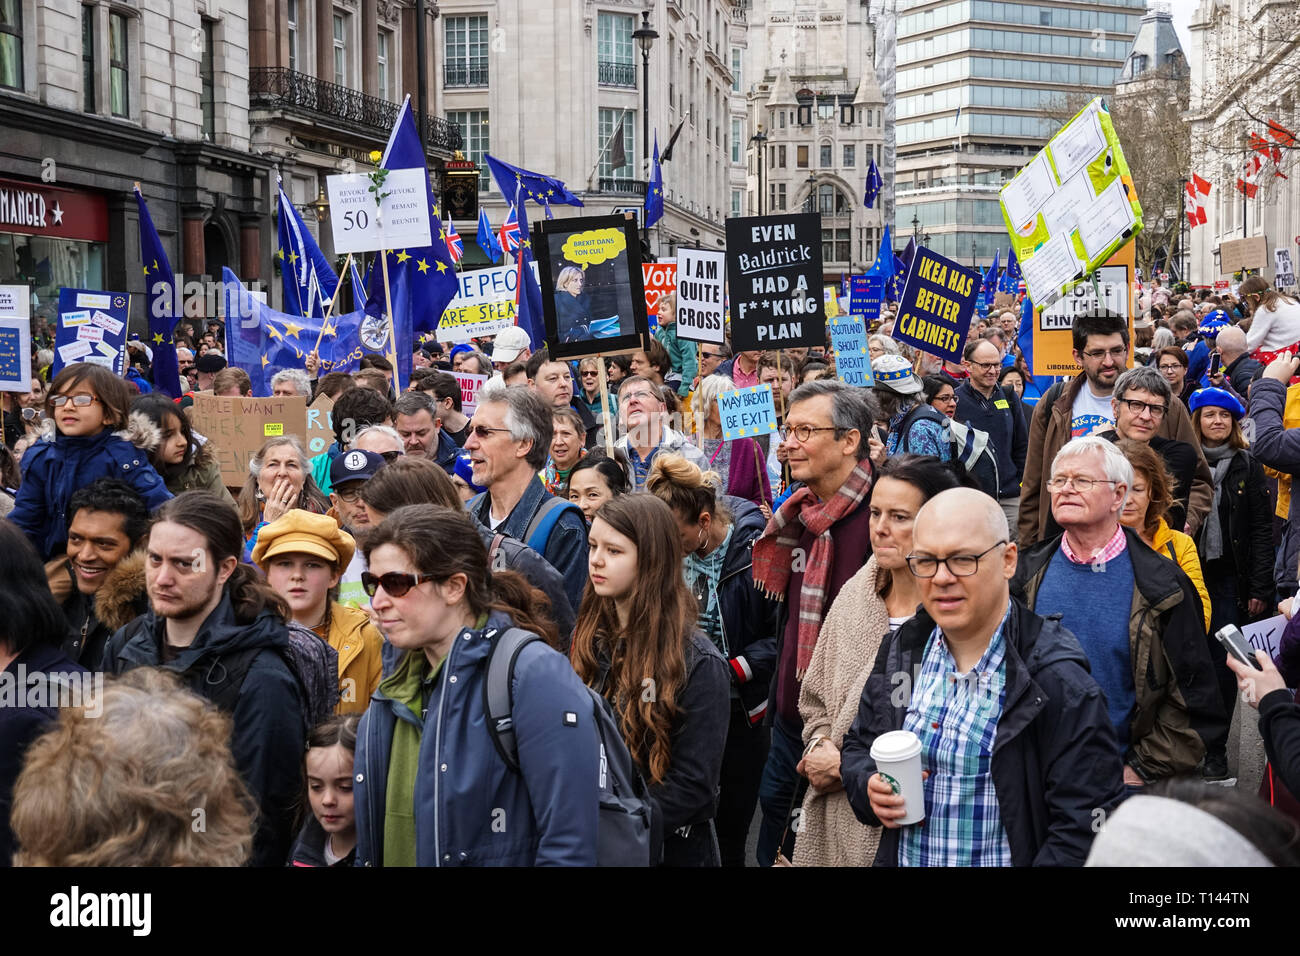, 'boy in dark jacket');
841,489,1125,866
